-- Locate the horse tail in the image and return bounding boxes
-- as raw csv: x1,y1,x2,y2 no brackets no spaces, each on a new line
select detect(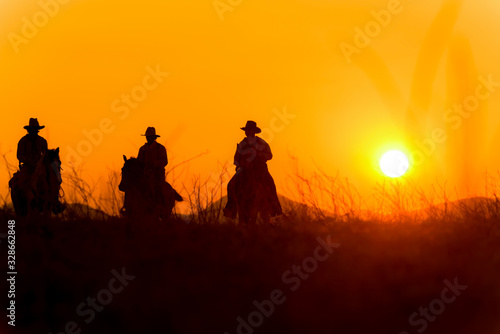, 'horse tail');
173,189,183,202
